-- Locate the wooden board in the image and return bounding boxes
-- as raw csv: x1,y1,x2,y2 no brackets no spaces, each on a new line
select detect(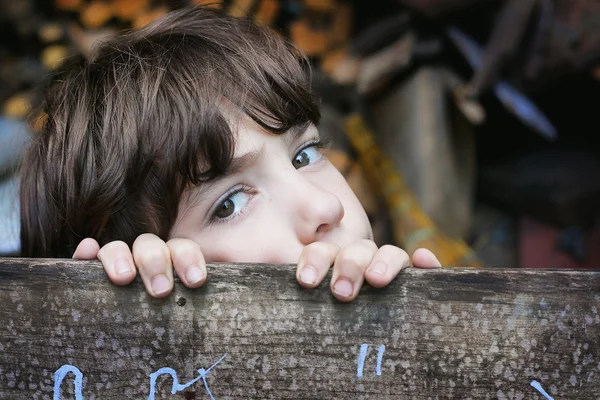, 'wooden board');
0,258,599,399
